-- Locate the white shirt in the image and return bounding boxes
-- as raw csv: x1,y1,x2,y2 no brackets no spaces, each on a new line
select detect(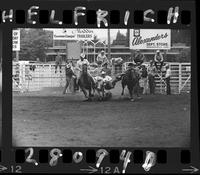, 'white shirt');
77,59,90,71
96,54,108,63
102,75,112,82
165,68,171,78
